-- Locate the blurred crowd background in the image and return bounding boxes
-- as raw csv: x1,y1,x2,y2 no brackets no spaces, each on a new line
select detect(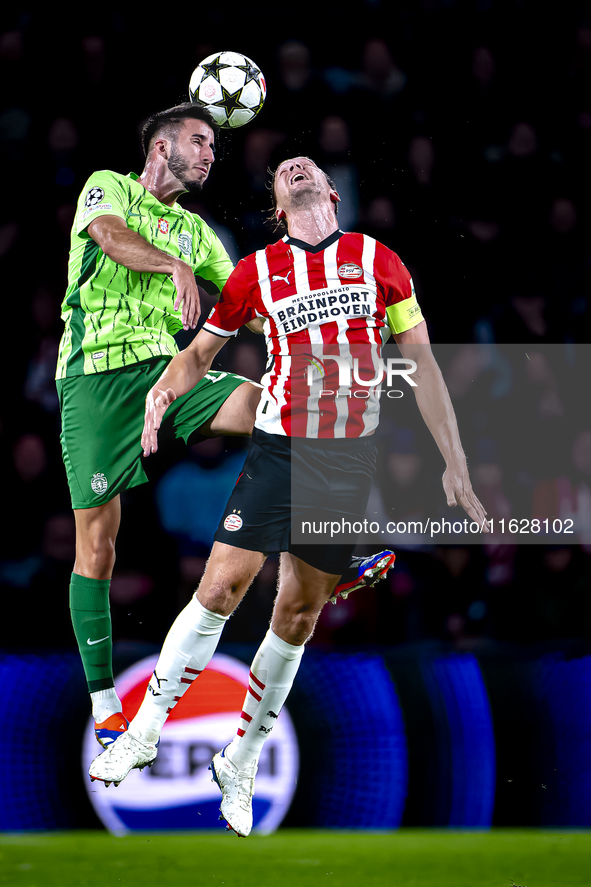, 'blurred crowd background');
2,3,591,656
